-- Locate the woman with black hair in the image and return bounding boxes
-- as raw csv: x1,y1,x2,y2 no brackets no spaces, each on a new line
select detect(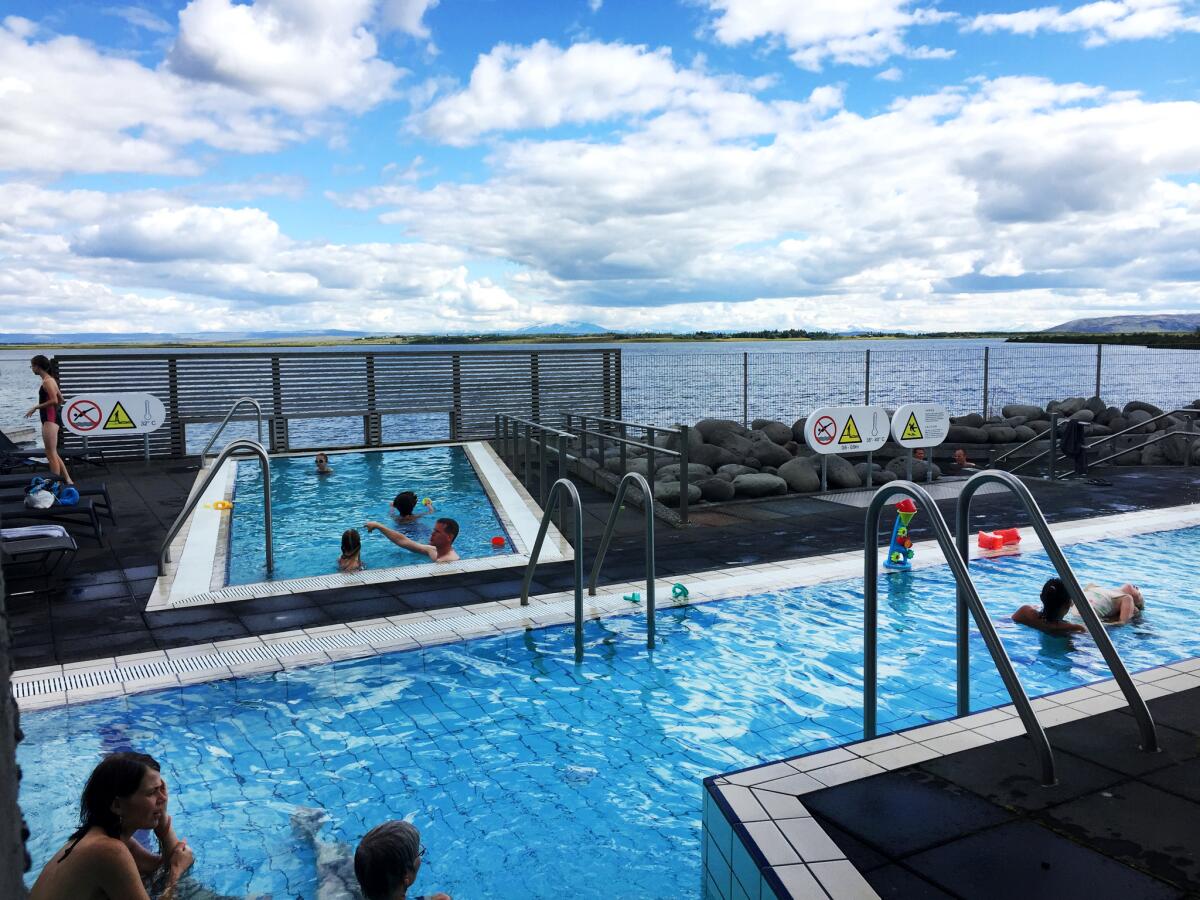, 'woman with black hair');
30,752,194,899
24,354,73,485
